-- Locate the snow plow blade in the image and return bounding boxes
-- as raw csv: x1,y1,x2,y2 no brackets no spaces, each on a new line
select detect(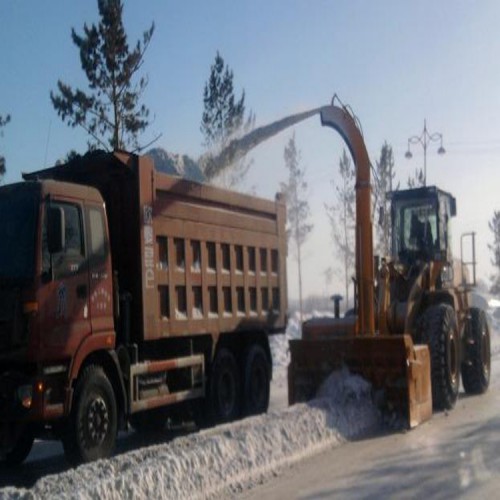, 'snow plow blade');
288,335,432,428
